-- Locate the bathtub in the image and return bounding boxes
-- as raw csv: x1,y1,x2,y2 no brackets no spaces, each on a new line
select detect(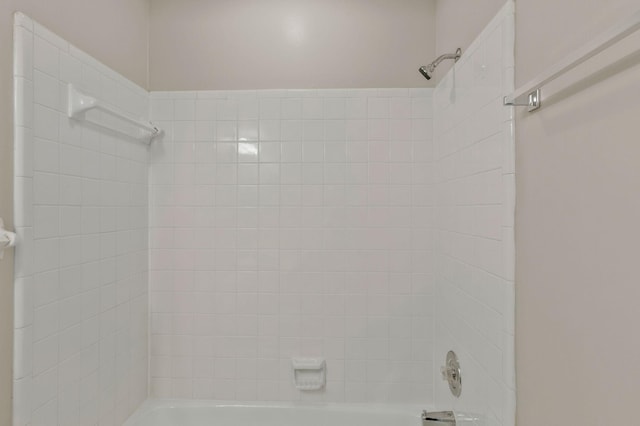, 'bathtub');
123,400,426,426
